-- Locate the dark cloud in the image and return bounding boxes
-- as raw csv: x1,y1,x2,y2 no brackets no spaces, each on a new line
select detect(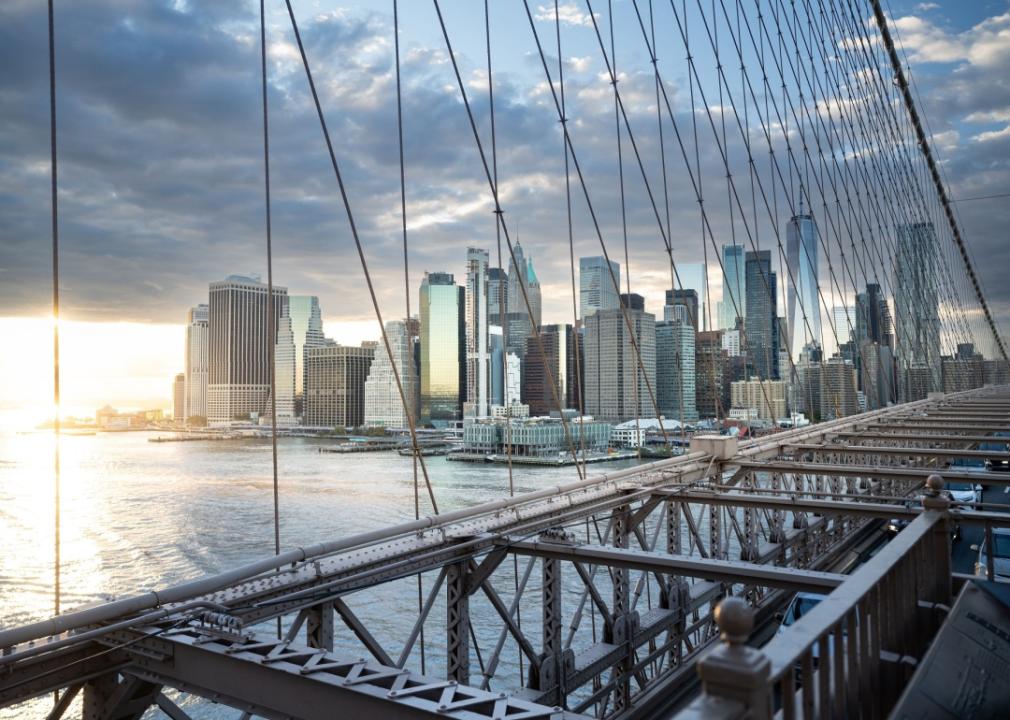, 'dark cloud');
0,0,1006,358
